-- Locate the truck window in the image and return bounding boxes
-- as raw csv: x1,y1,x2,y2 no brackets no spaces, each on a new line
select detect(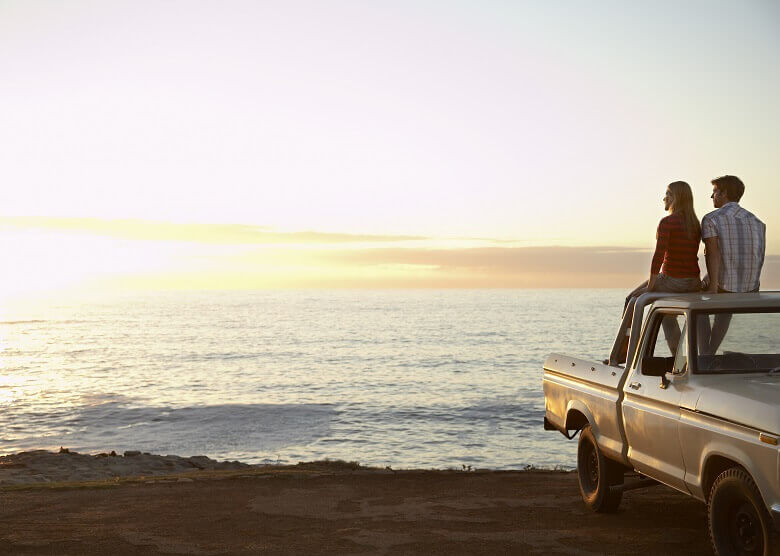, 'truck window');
696,311,780,373
651,314,686,359
642,313,686,376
